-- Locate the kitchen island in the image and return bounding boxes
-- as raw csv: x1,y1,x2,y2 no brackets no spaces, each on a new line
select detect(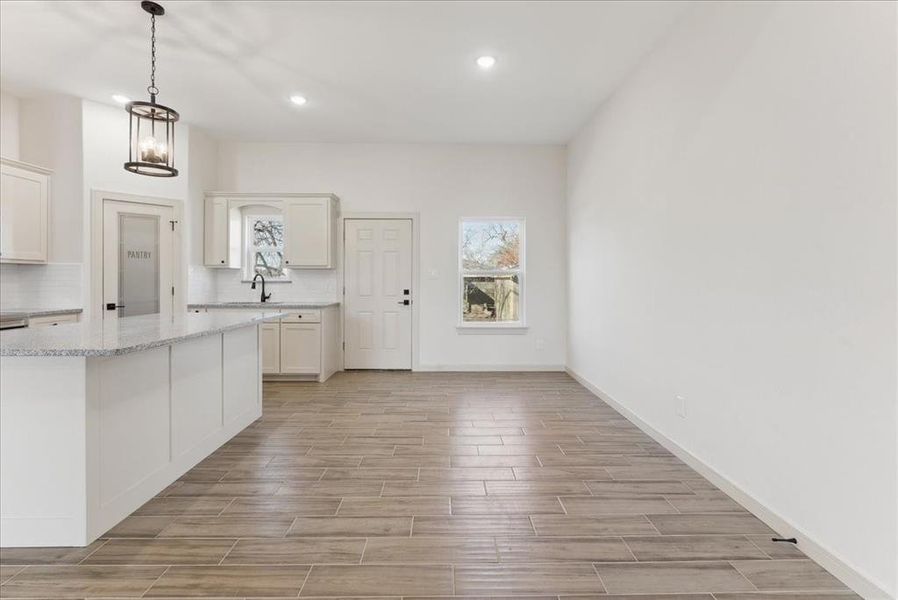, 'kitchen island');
0,311,284,547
